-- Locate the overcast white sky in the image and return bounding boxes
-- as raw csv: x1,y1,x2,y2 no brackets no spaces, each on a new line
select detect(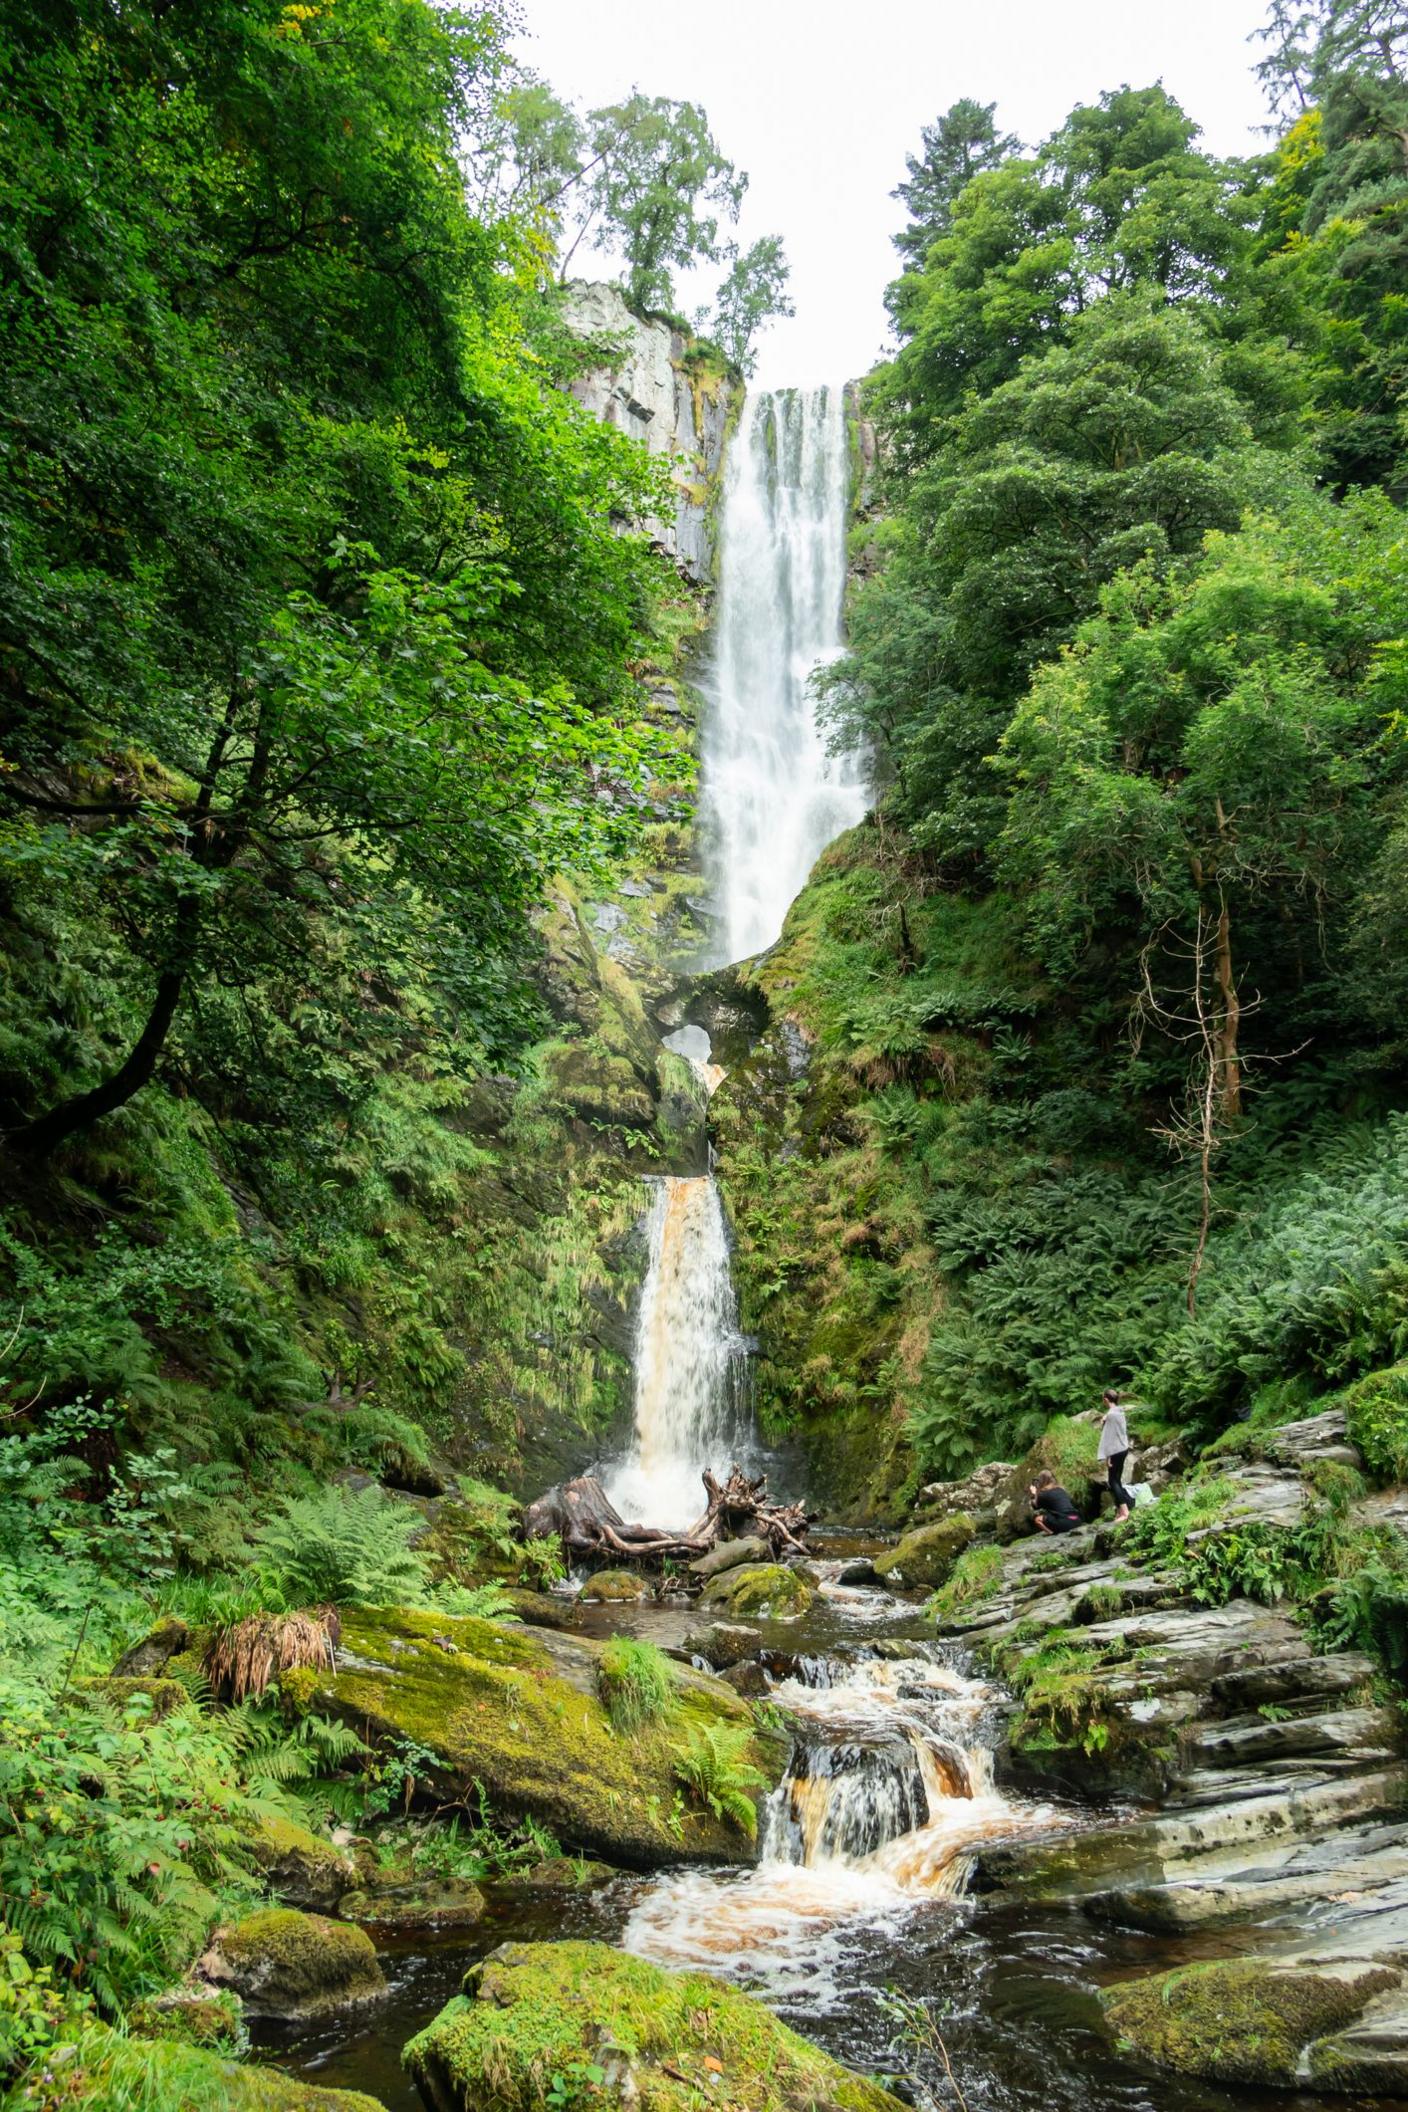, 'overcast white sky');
513,0,1276,389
